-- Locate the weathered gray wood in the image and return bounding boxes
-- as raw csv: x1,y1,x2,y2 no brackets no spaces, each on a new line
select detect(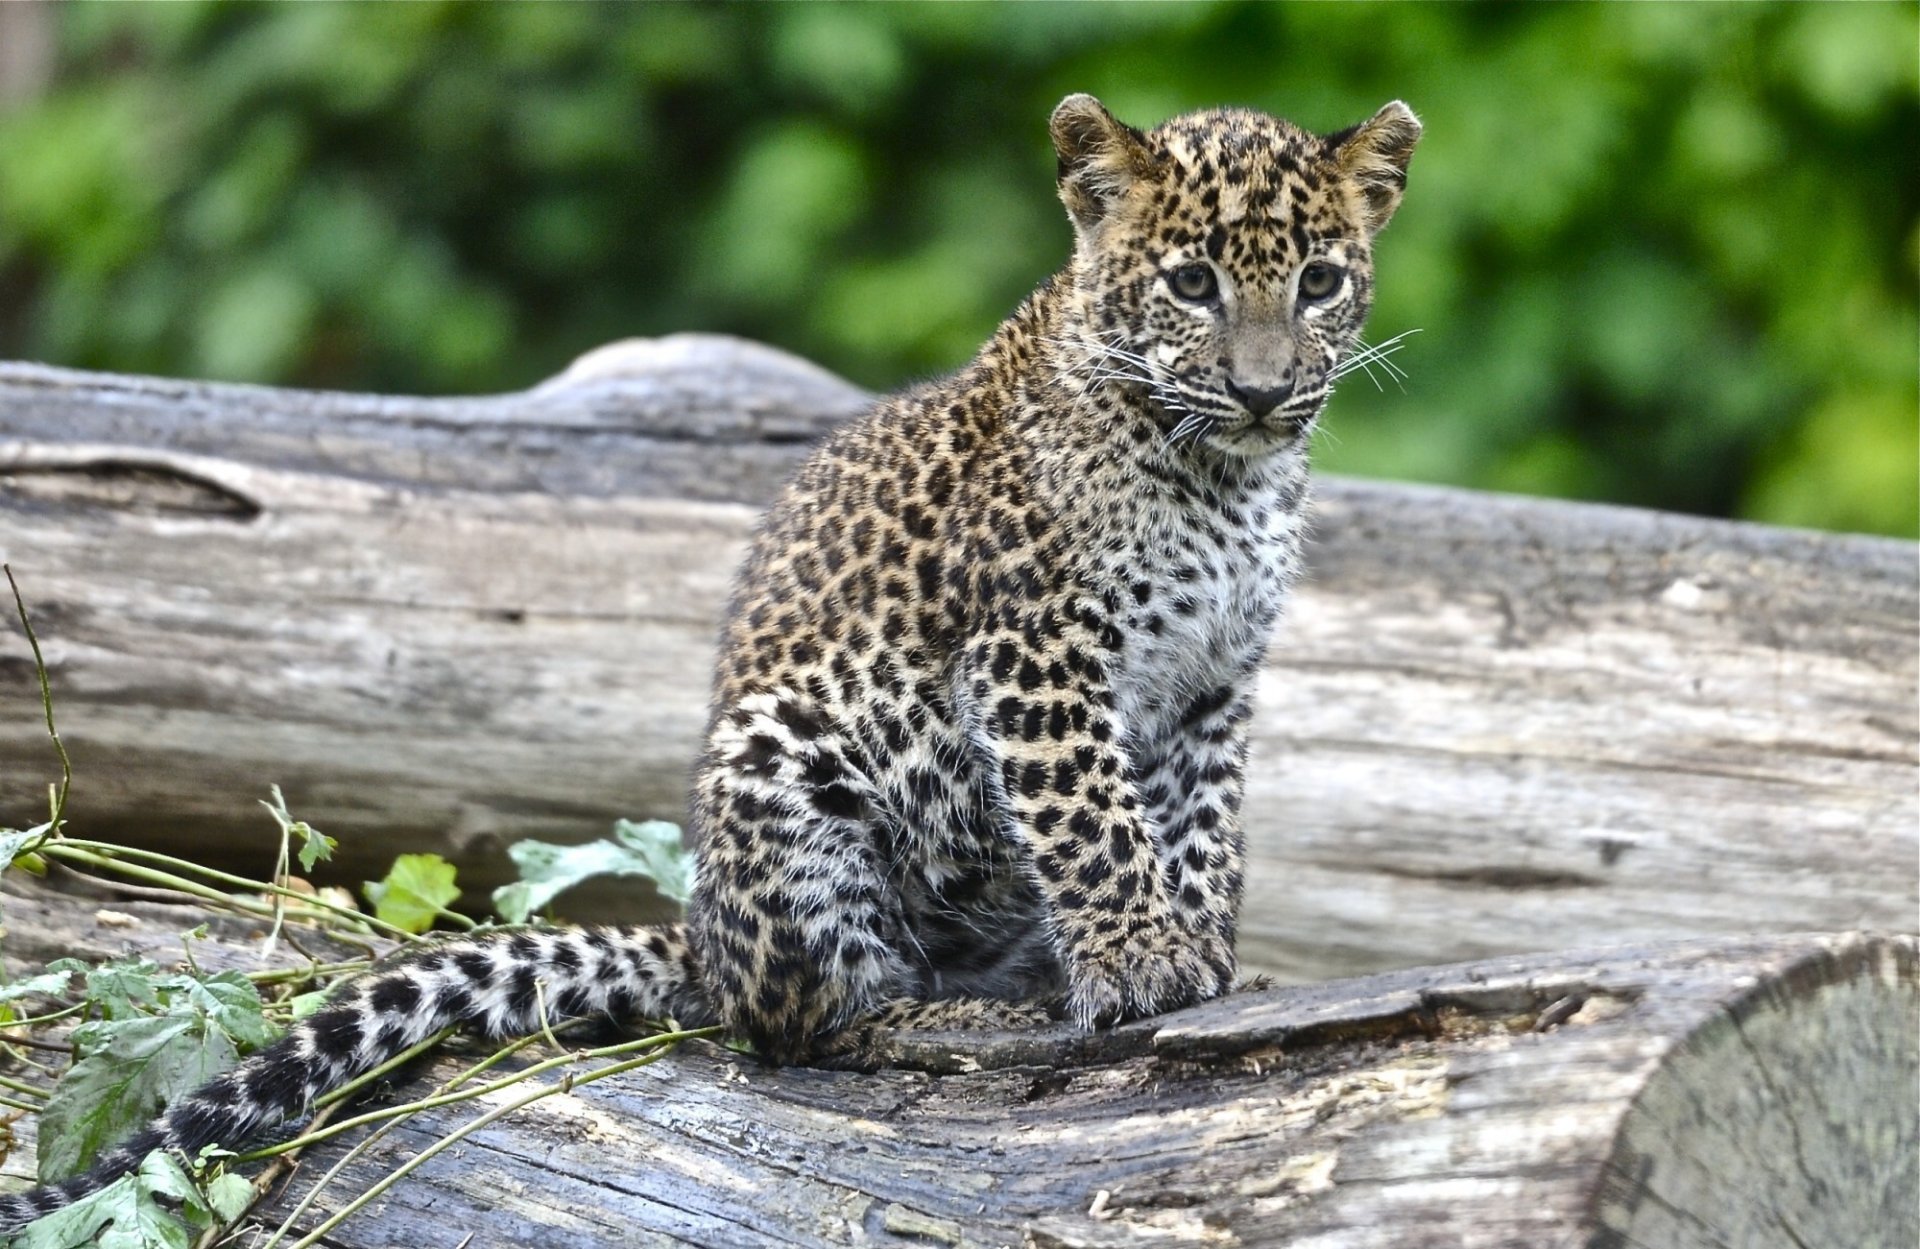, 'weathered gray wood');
0,881,1910,1248
0,337,1915,984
